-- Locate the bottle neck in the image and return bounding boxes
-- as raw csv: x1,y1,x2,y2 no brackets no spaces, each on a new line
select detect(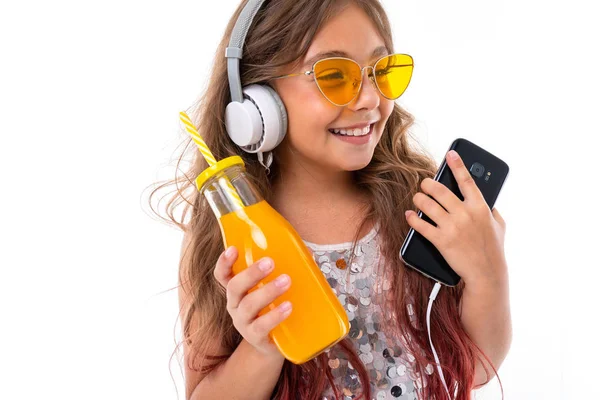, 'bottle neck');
201,166,263,219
